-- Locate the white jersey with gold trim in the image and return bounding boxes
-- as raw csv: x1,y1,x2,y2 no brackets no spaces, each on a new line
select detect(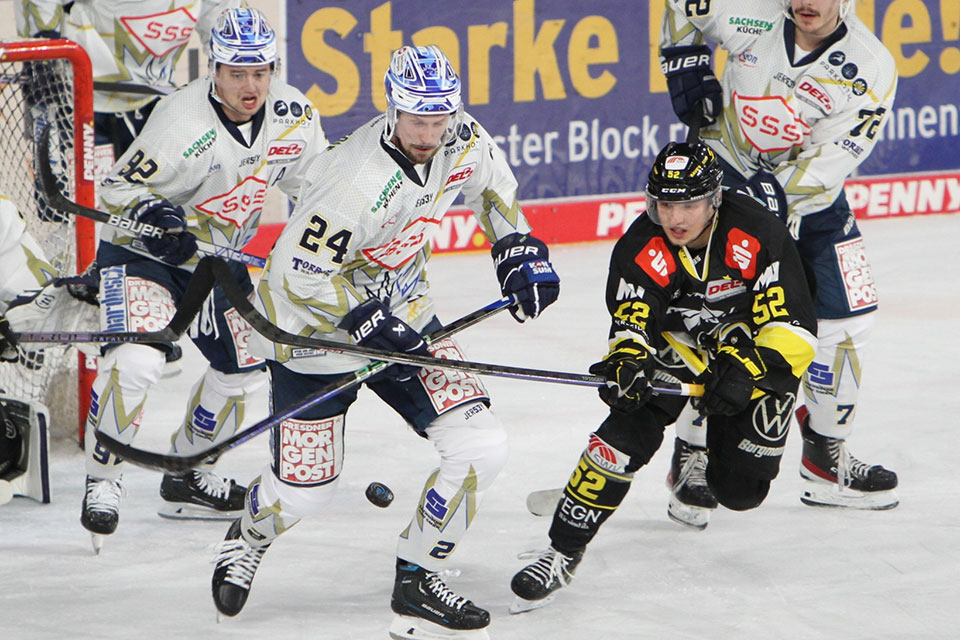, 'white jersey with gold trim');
250,113,532,375
661,0,897,216
16,0,242,112
99,75,326,269
0,195,56,310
